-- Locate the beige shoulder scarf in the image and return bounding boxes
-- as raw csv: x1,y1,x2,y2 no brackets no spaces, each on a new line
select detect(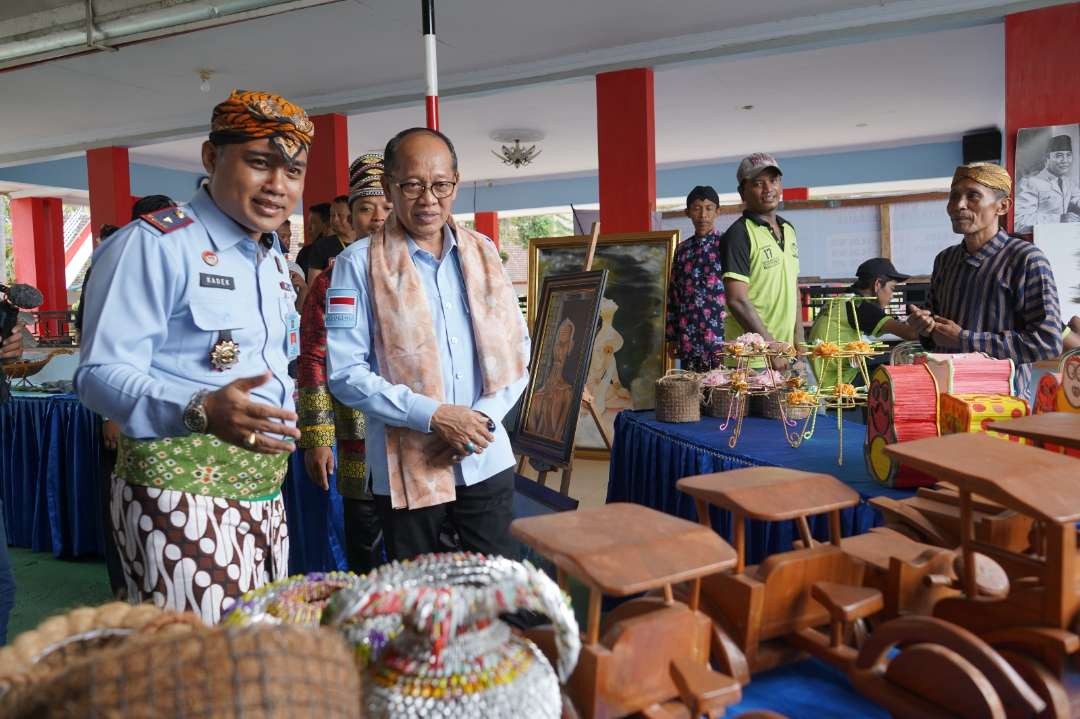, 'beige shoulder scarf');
368,214,525,509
